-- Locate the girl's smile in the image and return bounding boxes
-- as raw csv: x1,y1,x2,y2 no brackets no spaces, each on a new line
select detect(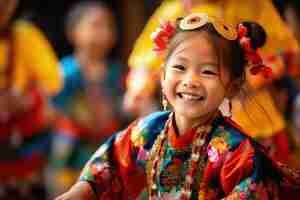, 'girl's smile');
177,92,205,101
